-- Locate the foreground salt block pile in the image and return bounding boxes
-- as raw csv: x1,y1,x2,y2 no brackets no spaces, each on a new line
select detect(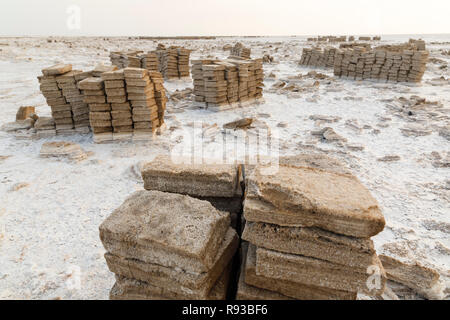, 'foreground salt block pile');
99,190,239,300
239,158,387,299
141,155,244,228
